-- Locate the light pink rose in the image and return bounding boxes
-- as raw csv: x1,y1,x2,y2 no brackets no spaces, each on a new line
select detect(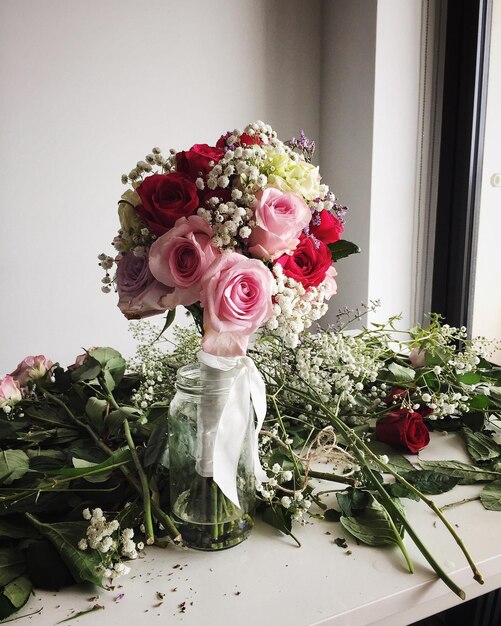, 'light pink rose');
0,375,22,407
10,355,53,387
248,188,311,260
68,349,97,370
200,253,274,356
323,266,338,300
149,215,219,309
409,347,426,368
